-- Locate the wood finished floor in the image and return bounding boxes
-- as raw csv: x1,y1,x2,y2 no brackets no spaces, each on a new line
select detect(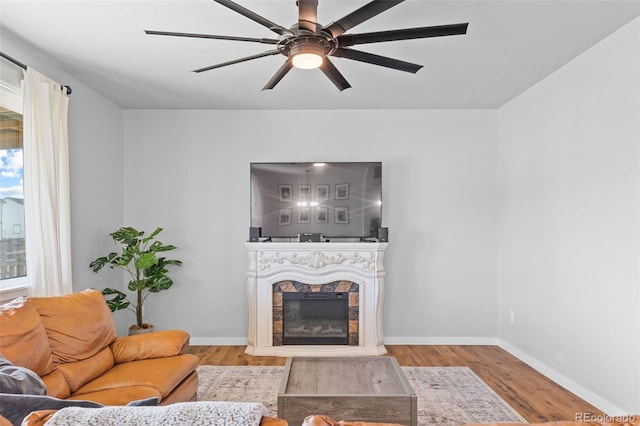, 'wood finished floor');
184,345,603,423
